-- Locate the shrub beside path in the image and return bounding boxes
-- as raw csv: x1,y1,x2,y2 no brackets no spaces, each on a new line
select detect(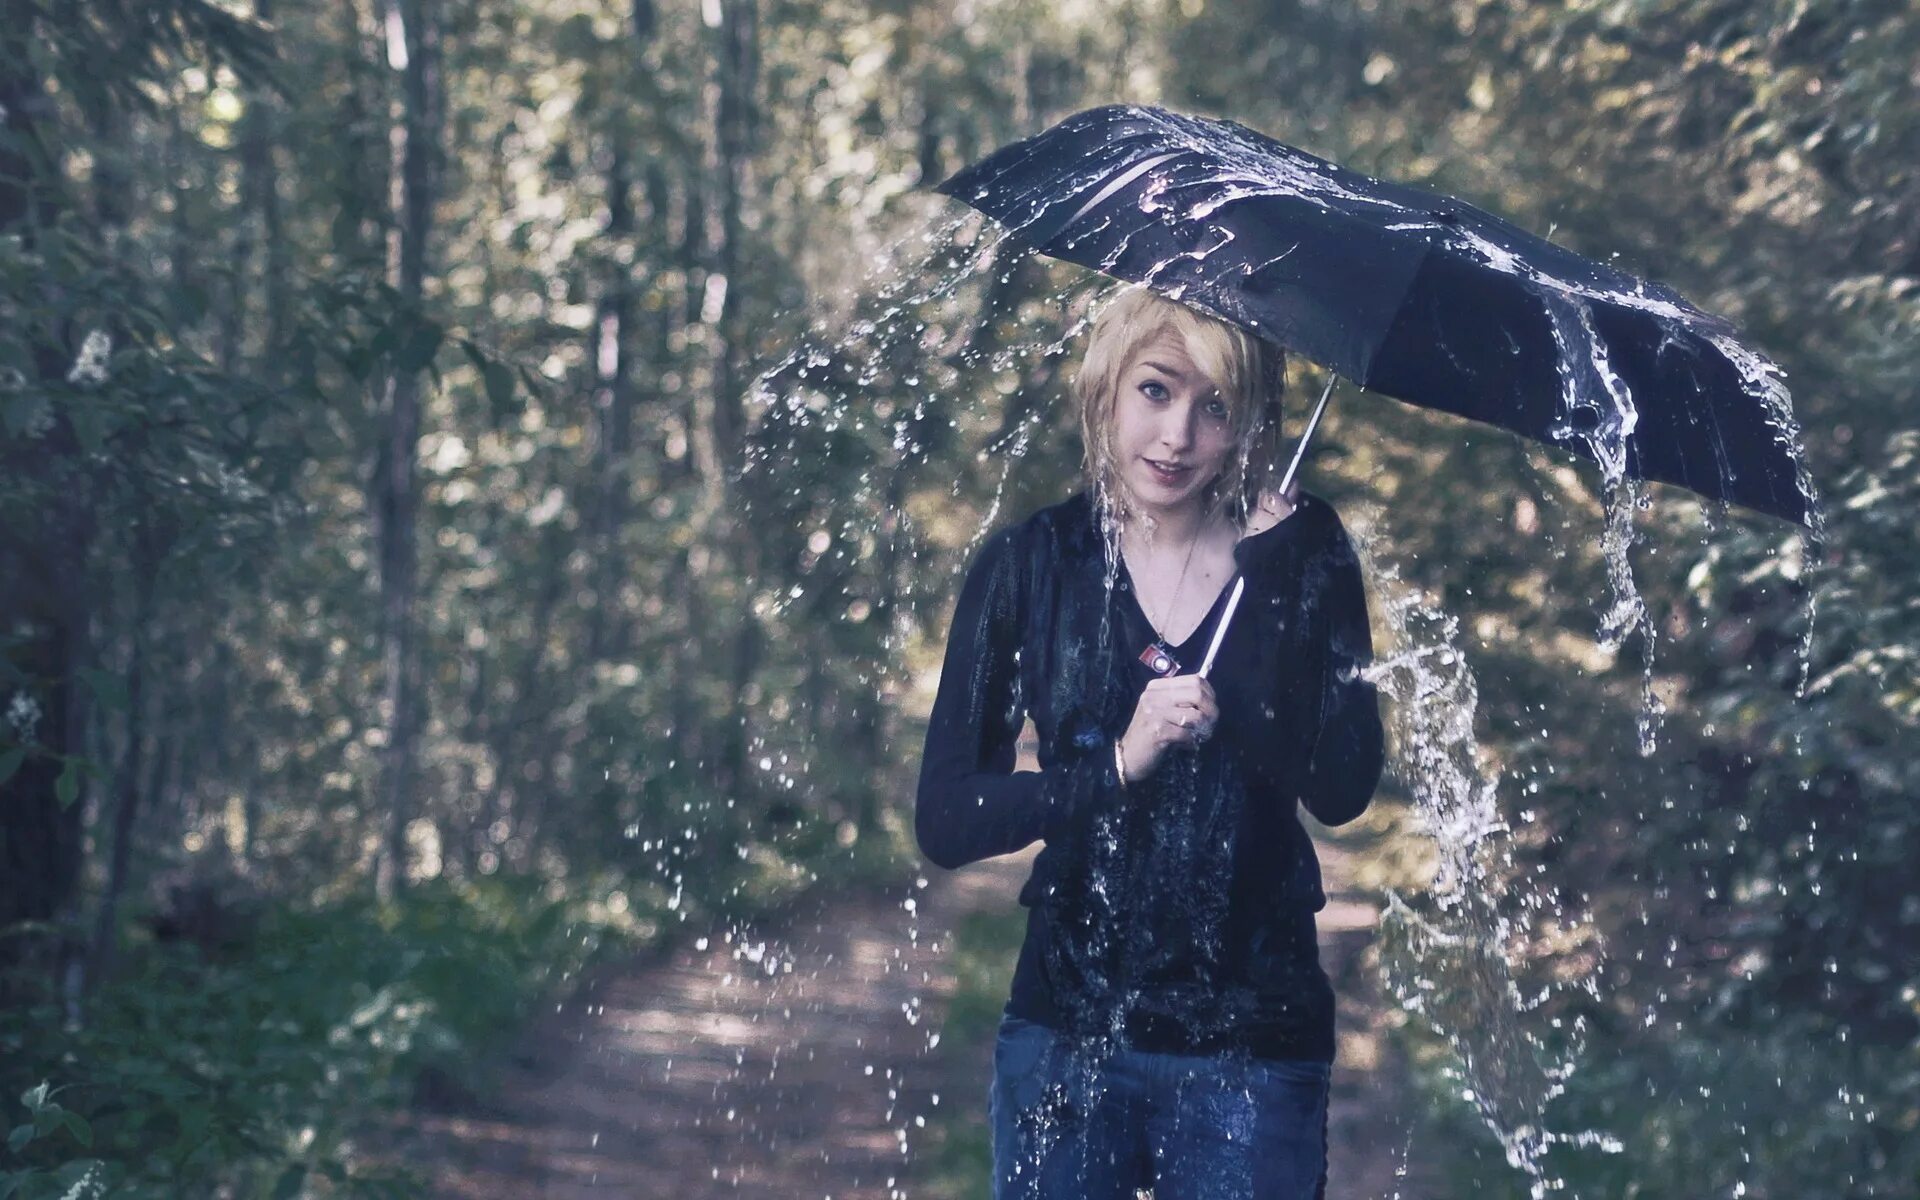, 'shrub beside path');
394,837,1436,1198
